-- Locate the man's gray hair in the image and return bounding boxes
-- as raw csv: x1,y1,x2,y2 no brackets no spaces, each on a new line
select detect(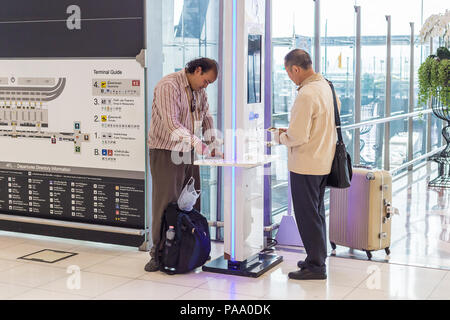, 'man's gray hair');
284,49,313,70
